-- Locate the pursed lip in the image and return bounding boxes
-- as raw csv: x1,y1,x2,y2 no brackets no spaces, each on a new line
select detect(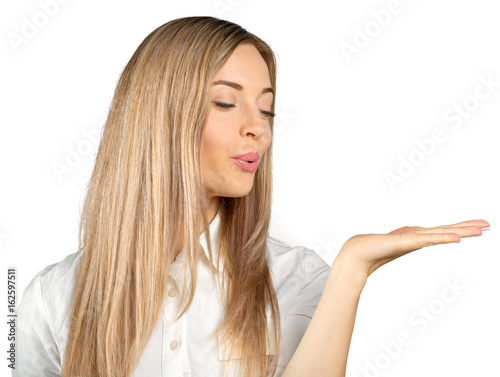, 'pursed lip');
231,151,259,163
